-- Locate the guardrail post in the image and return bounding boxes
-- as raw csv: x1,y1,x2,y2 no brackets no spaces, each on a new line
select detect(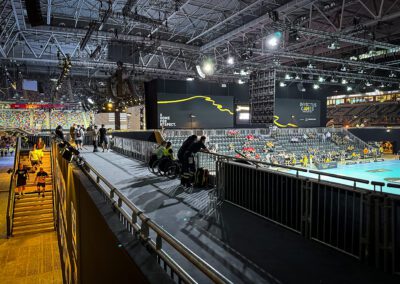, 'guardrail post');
96,176,100,184
301,179,312,238
156,234,162,250
110,188,115,199
118,197,122,208
141,218,150,241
